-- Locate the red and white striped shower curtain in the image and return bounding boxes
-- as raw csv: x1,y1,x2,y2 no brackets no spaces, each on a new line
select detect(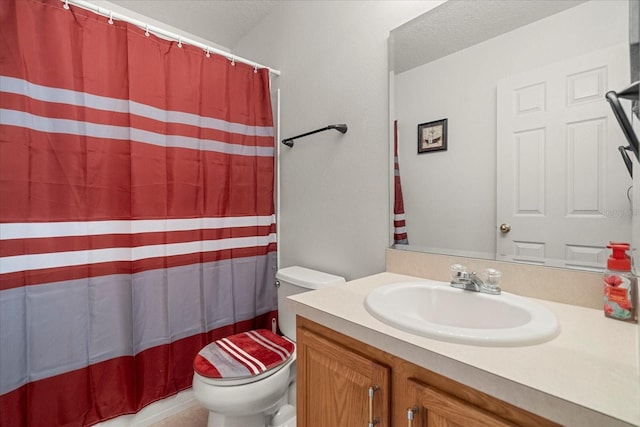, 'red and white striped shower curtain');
0,1,277,425
393,120,408,244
